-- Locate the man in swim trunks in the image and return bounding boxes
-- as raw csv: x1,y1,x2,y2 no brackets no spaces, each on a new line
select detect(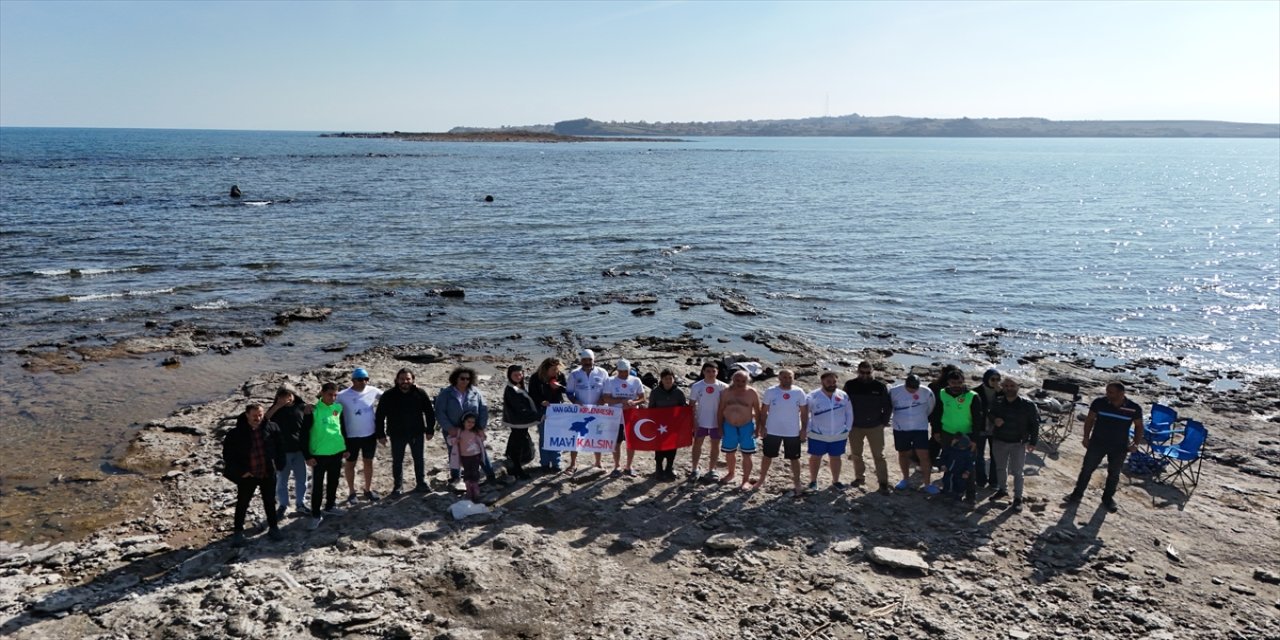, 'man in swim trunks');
755,369,808,495
688,362,727,481
716,370,761,490
601,358,646,477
